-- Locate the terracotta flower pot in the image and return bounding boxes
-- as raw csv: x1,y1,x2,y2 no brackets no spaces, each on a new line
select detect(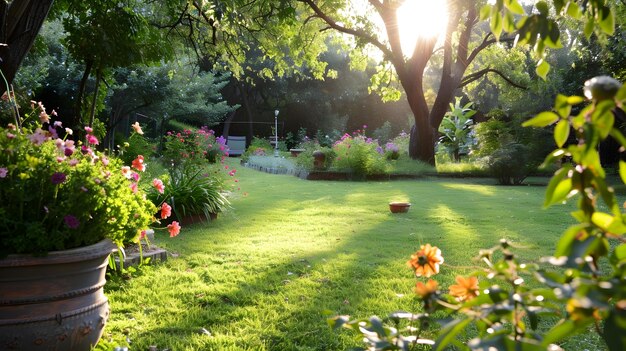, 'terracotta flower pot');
389,202,411,213
0,239,115,351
